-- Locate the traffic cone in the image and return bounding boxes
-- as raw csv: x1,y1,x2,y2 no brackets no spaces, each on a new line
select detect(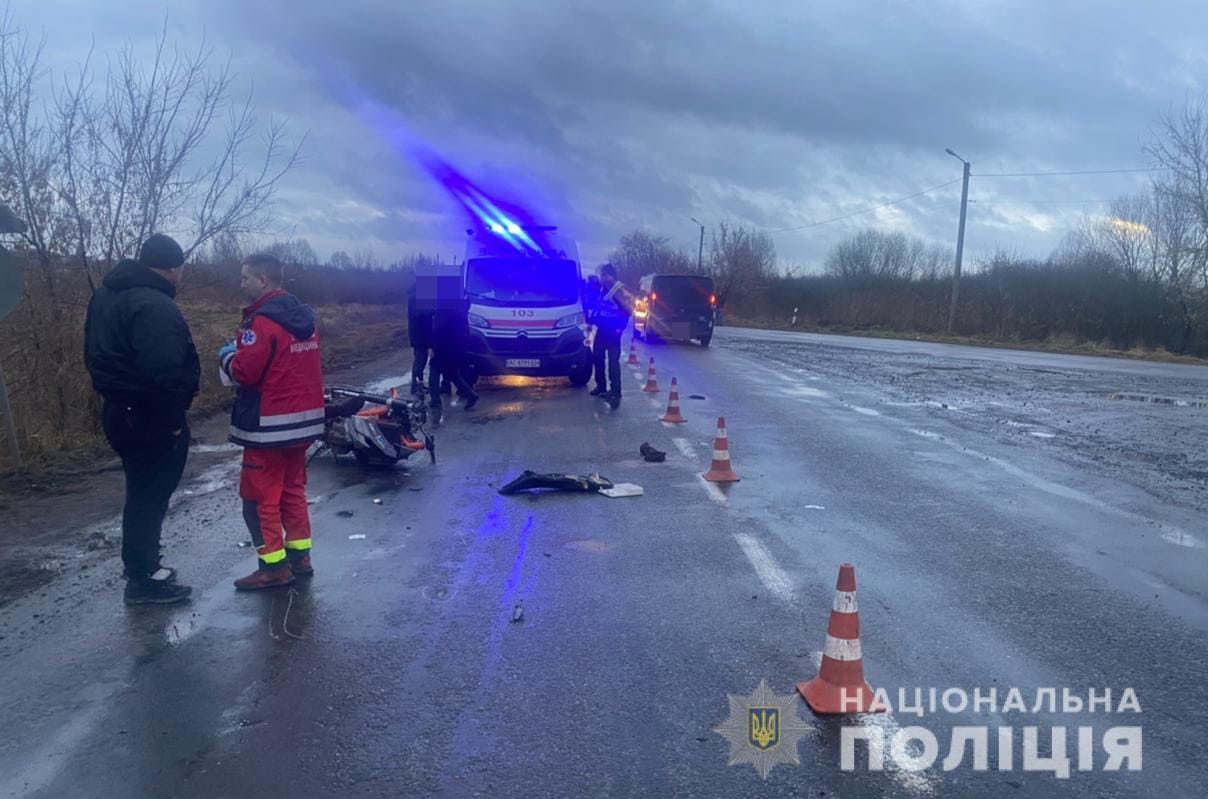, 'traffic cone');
797,564,885,714
627,340,639,365
642,357,660,393
660,377,686,423
702,417,740,482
